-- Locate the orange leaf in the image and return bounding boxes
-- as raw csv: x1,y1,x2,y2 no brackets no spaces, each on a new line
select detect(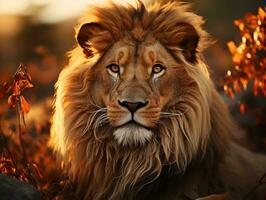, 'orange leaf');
20,96,30,114
18,79,34,90
258,7,266,19
227,41,237,54
233,81,242,93
14,63,34,91
13,82,21,96
239,103,247,113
